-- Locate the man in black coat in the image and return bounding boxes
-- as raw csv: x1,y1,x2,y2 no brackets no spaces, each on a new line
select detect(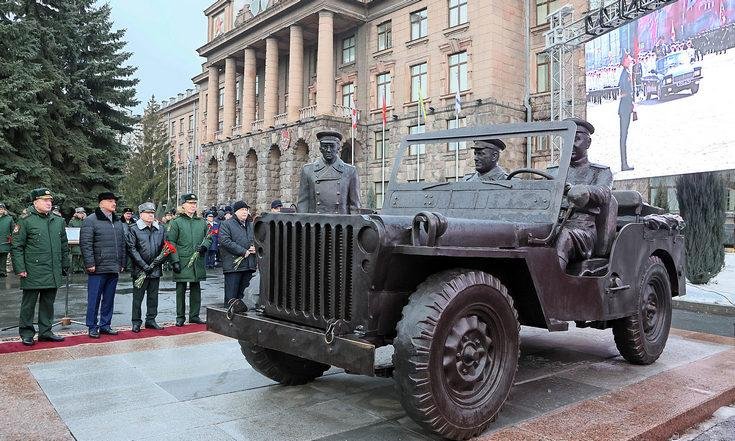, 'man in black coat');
126,202,166,332
218,200,256,307
80,192,127,338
